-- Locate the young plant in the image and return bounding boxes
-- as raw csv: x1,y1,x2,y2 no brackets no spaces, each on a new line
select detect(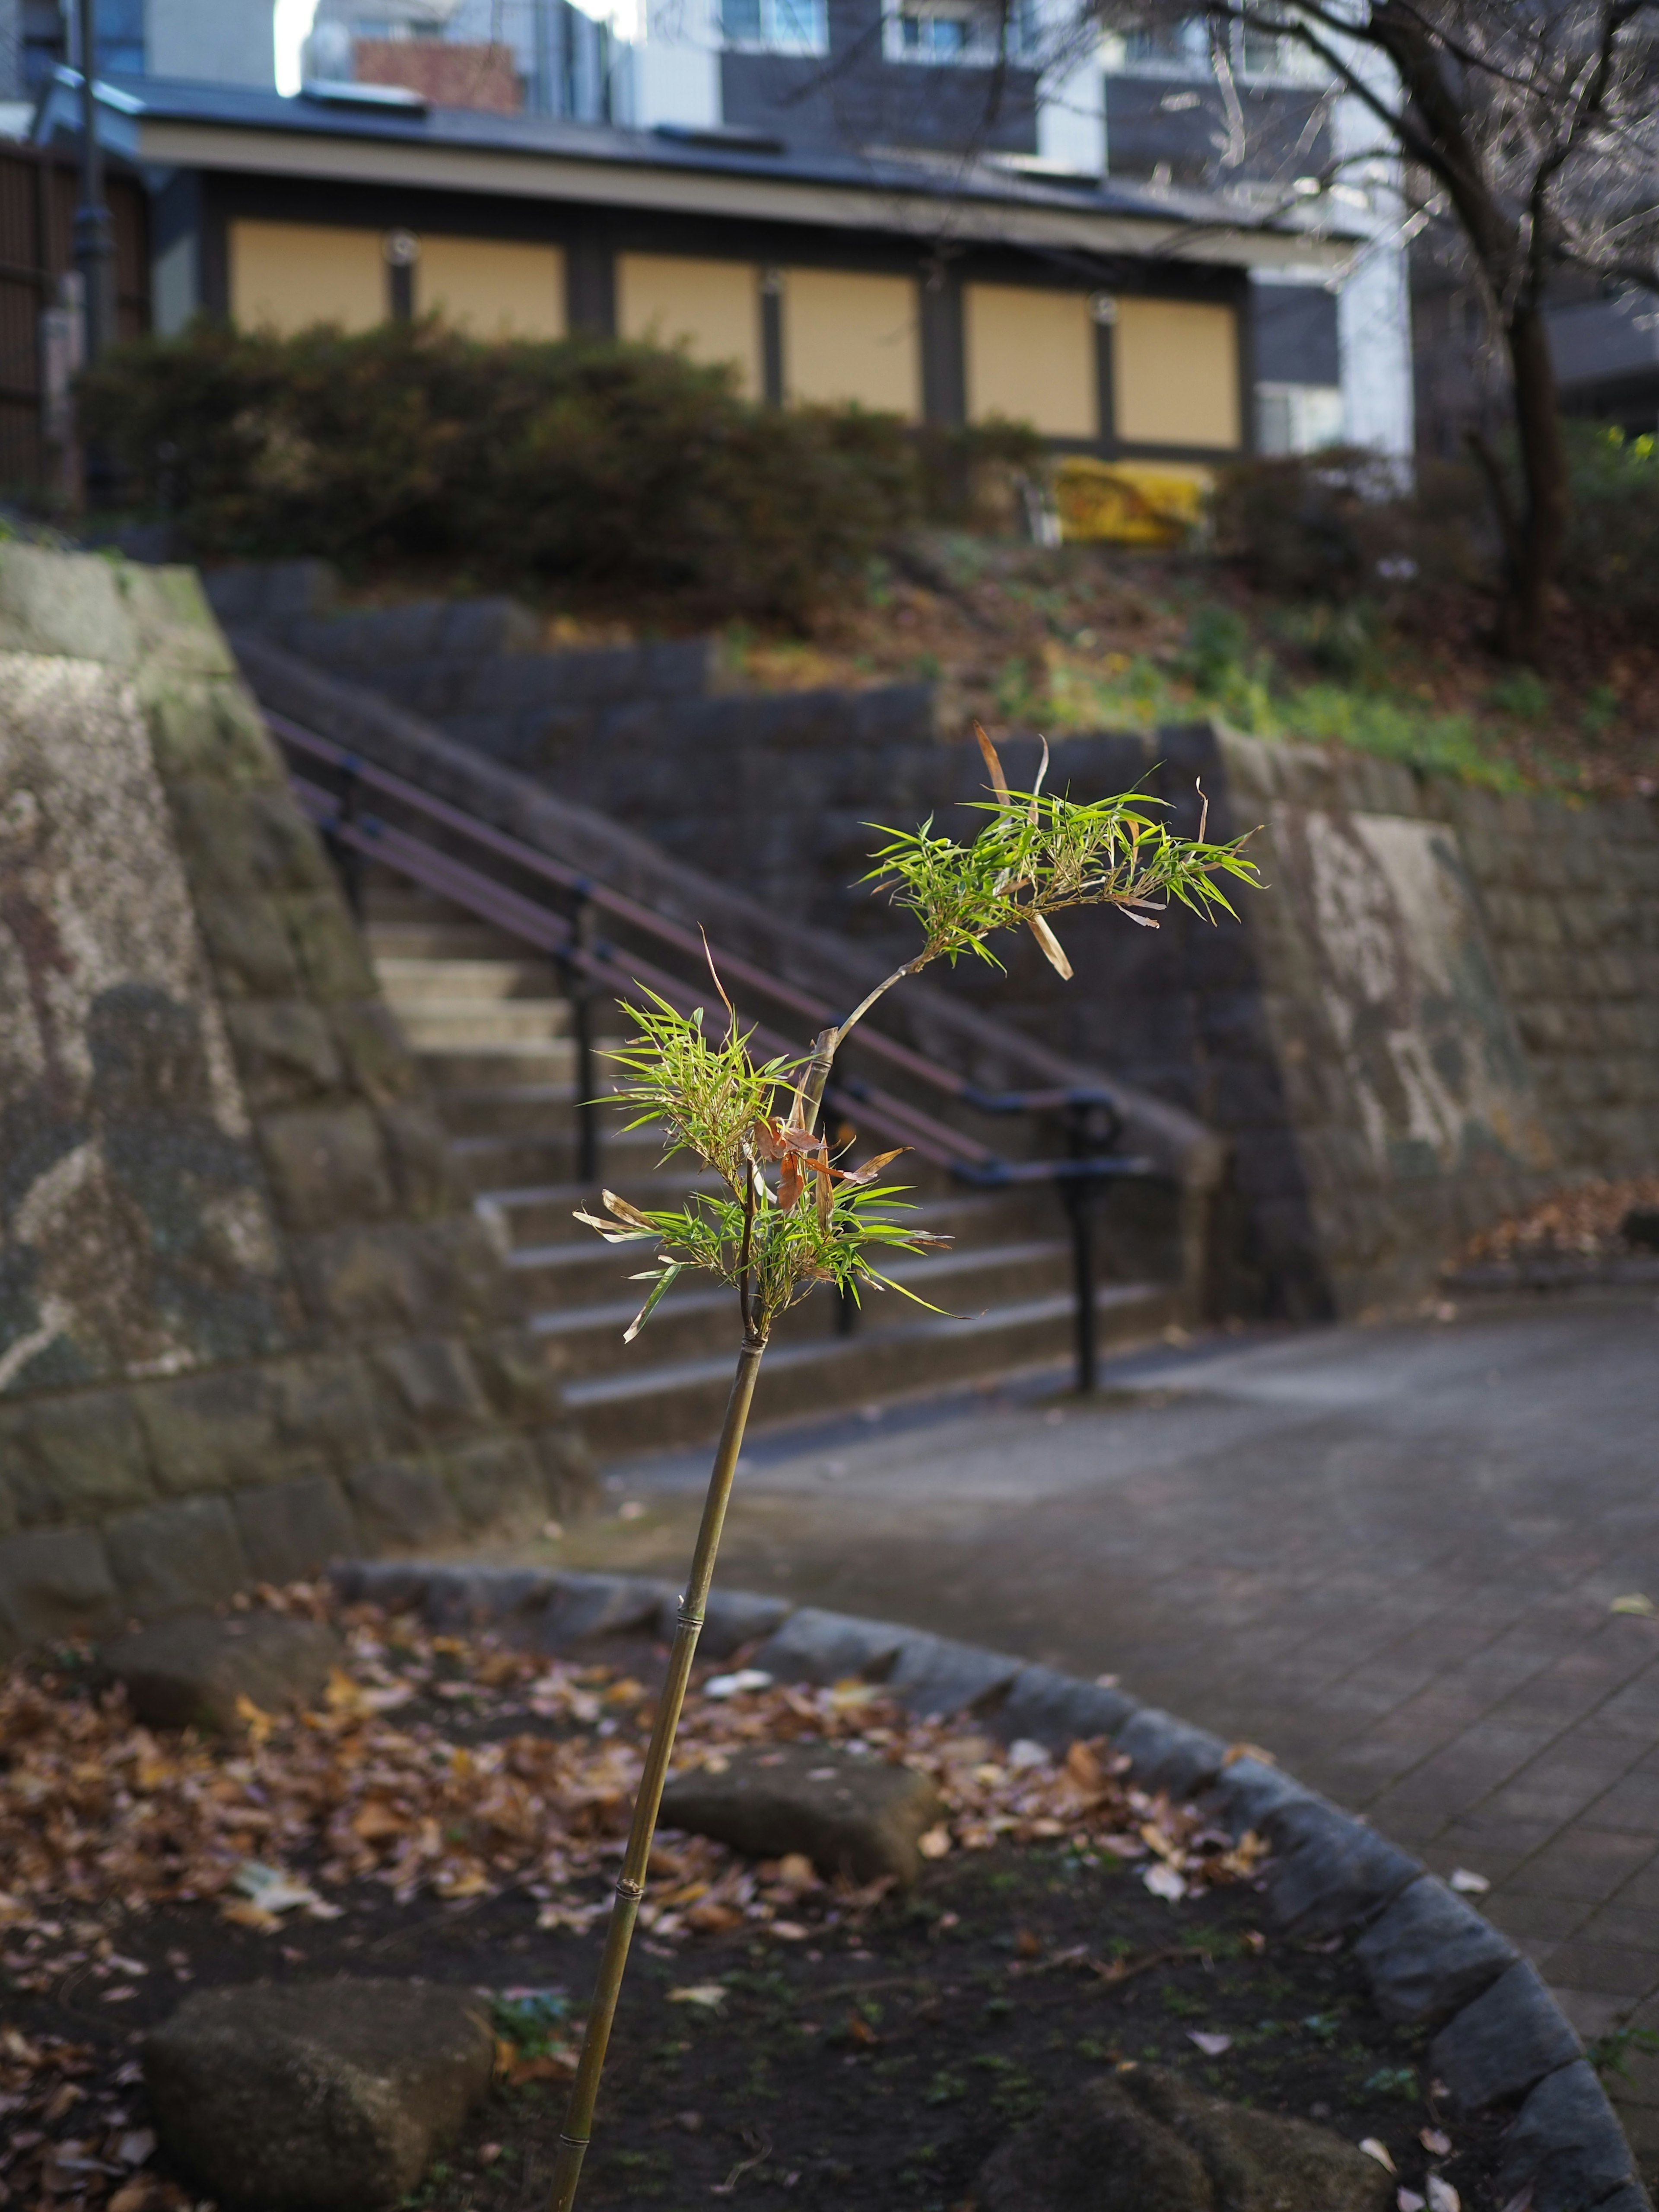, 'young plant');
547,730,1258,2211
